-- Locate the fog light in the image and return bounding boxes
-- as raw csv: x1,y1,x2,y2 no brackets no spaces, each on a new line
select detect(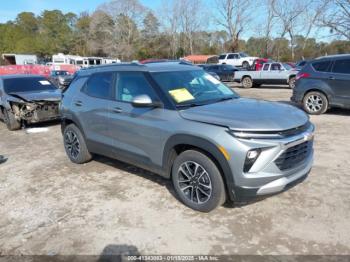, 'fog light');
244,149,261,172
247,150,259,159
